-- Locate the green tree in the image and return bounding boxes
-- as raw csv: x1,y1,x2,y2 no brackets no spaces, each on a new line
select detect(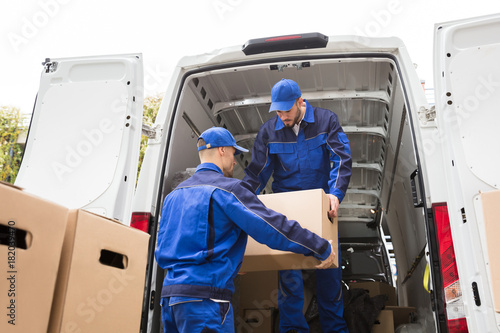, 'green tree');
0,106,26,183
137,94,163,181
